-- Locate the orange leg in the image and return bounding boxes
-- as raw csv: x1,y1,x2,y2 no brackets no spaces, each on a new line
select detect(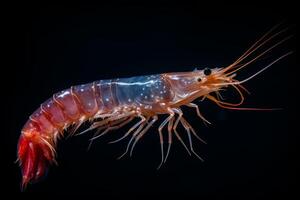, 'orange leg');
180,117,206,144
90,117,134,141
77,111,132,135
117,115,147,159
172,108,191,156
87,117,134,150
164,116,174,163
109,115,145,144
187,103,211,125
157,108,174,169
180,117,204,161
130,116,158,156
